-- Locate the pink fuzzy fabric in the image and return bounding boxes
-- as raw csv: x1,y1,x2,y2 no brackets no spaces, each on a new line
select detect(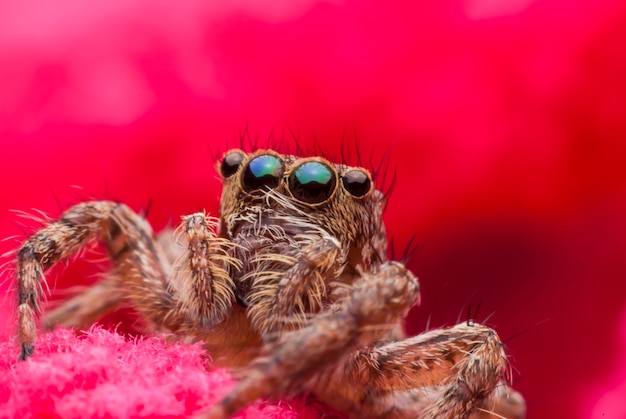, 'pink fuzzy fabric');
0,327,337,419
